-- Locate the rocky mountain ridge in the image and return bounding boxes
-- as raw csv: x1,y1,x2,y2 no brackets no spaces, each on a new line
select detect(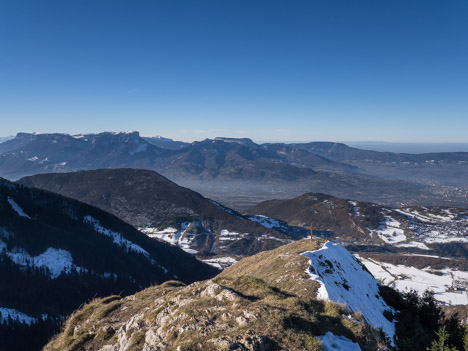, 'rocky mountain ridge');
44,239,465,351
43,240,391,351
